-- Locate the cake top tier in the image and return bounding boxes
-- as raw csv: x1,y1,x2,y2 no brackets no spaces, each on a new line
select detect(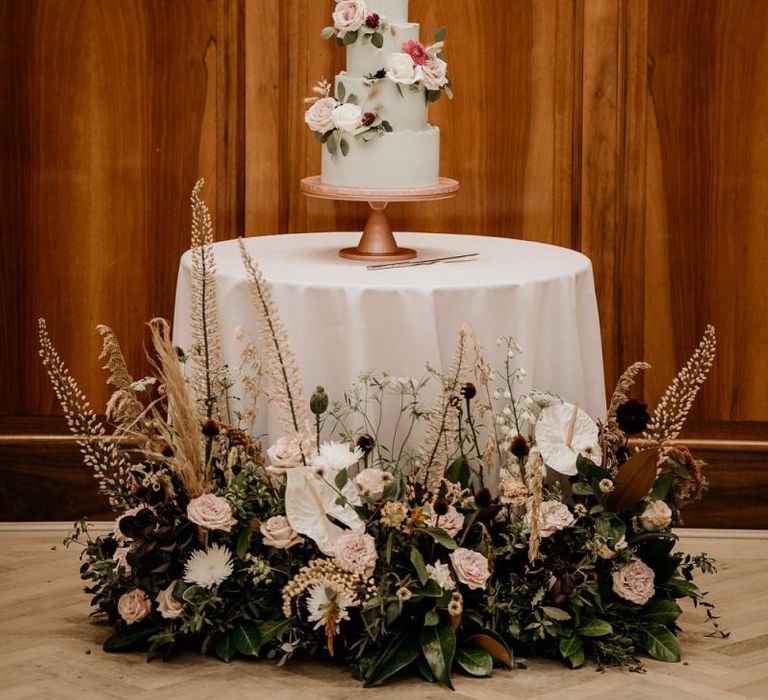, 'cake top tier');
366,0,408,24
